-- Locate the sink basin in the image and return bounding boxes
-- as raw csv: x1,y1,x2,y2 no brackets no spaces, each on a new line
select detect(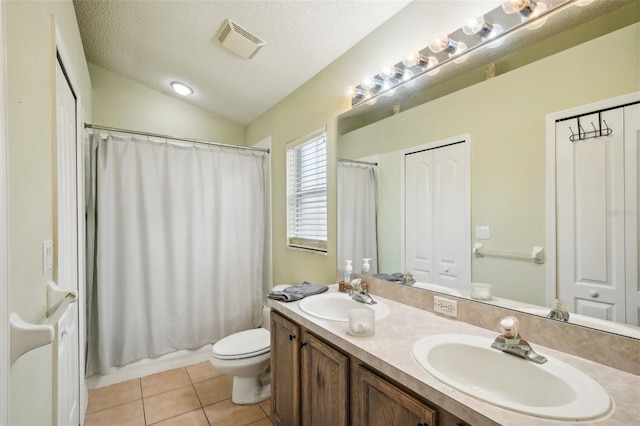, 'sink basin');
298,293,389,322
412,334,611,421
